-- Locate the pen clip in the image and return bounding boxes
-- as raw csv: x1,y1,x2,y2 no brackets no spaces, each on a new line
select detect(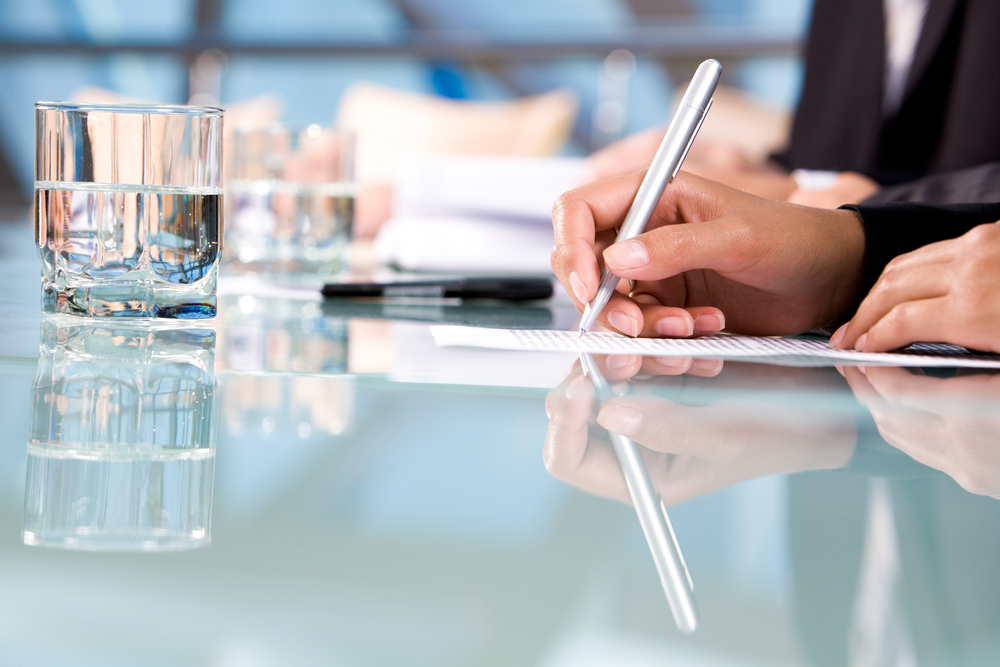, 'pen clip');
671,97,713,182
